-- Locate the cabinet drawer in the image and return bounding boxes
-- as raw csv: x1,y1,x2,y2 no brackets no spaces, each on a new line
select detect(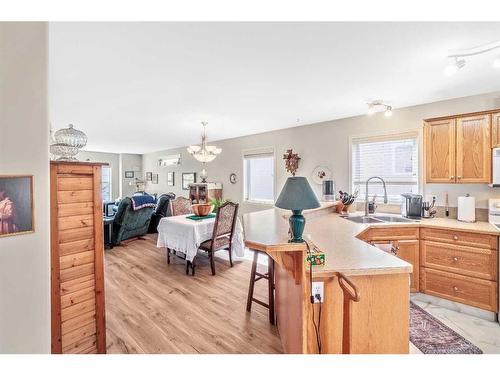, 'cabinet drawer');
420,268,498,312
421,228,498,249
421,241,498,281
364,227,419,241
